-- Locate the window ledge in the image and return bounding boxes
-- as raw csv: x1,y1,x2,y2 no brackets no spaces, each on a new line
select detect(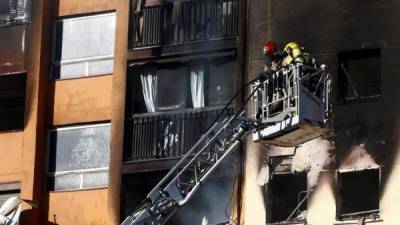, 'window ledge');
336,95,381,105
266,220,306,225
